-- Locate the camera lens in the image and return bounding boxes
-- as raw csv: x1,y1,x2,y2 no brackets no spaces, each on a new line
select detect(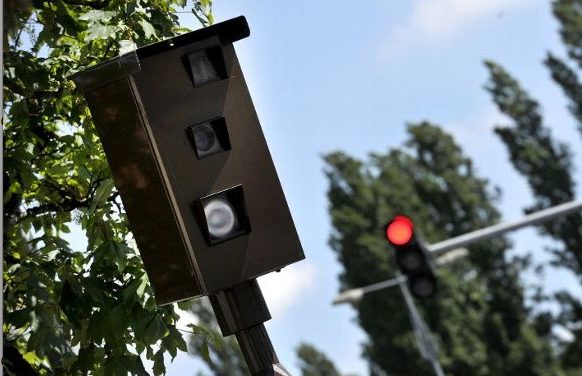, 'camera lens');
194,124,216,152
204,198,238,238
